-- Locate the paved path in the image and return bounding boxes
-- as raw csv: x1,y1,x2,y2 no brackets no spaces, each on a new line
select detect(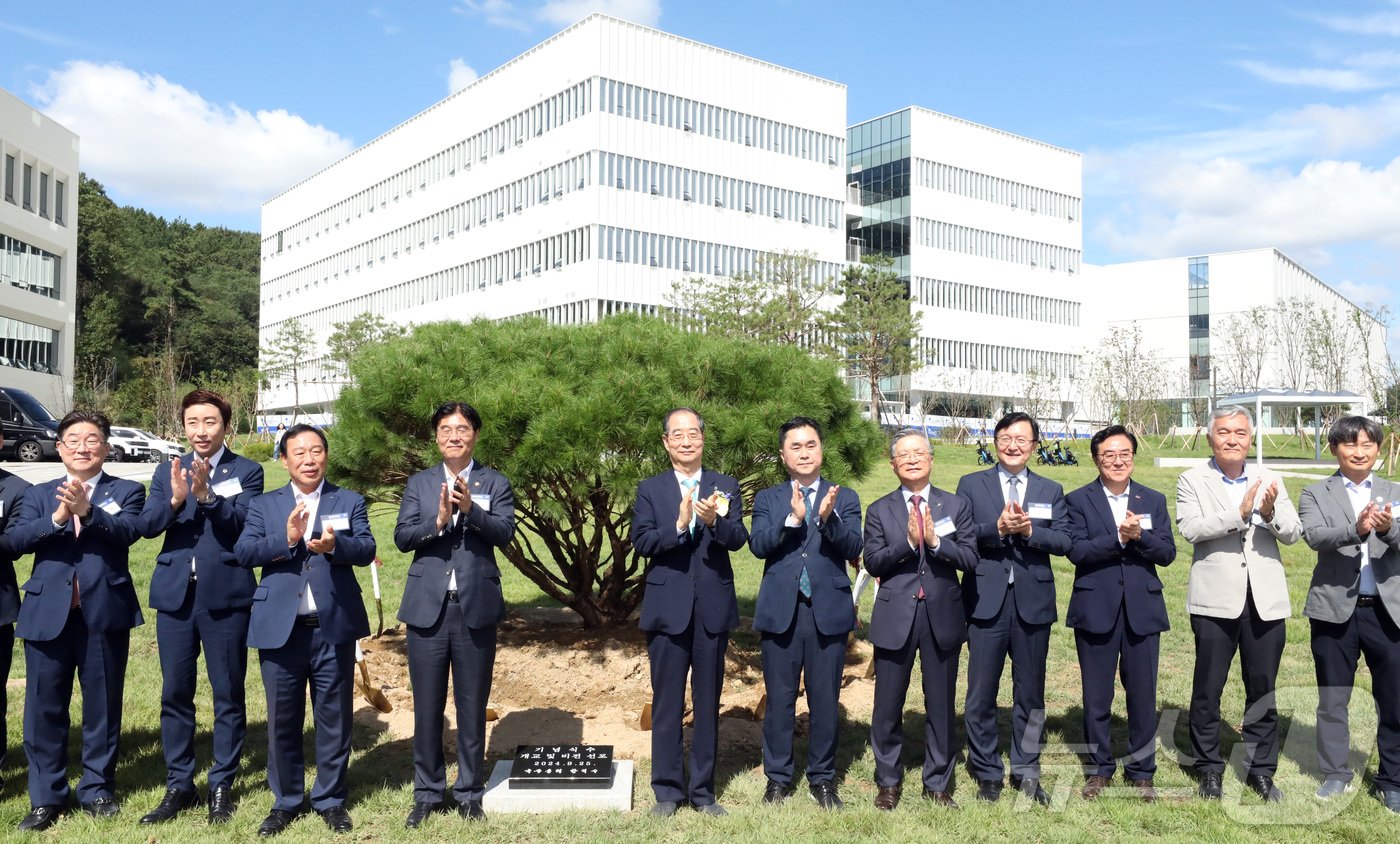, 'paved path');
0,460,158,485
